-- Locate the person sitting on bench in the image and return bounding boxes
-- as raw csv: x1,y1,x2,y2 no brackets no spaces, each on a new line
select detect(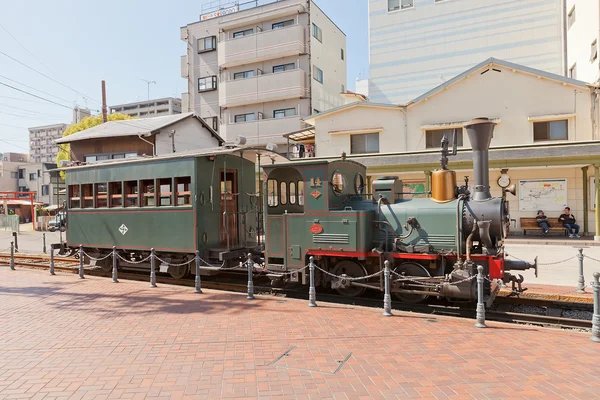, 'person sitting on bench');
536,210,550,235
559,207,580,238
